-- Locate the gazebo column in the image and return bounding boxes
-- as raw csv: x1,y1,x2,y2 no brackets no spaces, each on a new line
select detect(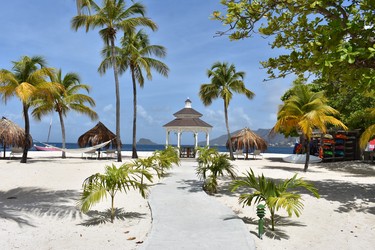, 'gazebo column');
165,130,170,147
206,132,210,148
194,132,198,149
177,132,181,148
